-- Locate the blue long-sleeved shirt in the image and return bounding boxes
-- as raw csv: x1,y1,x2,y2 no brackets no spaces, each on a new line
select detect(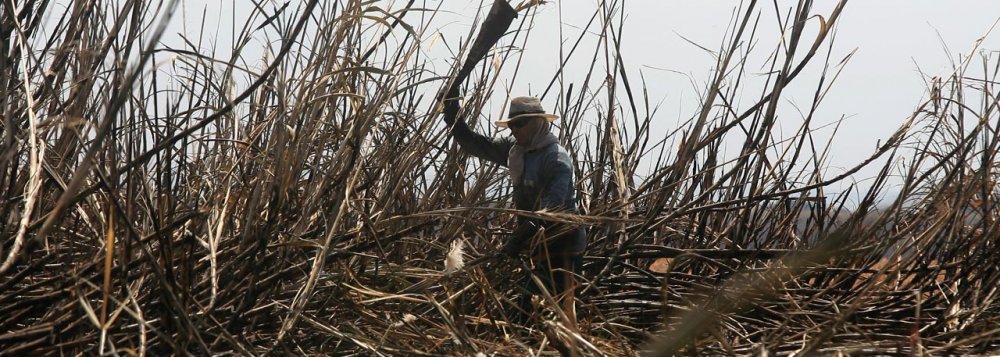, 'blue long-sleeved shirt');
449,120,587,255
